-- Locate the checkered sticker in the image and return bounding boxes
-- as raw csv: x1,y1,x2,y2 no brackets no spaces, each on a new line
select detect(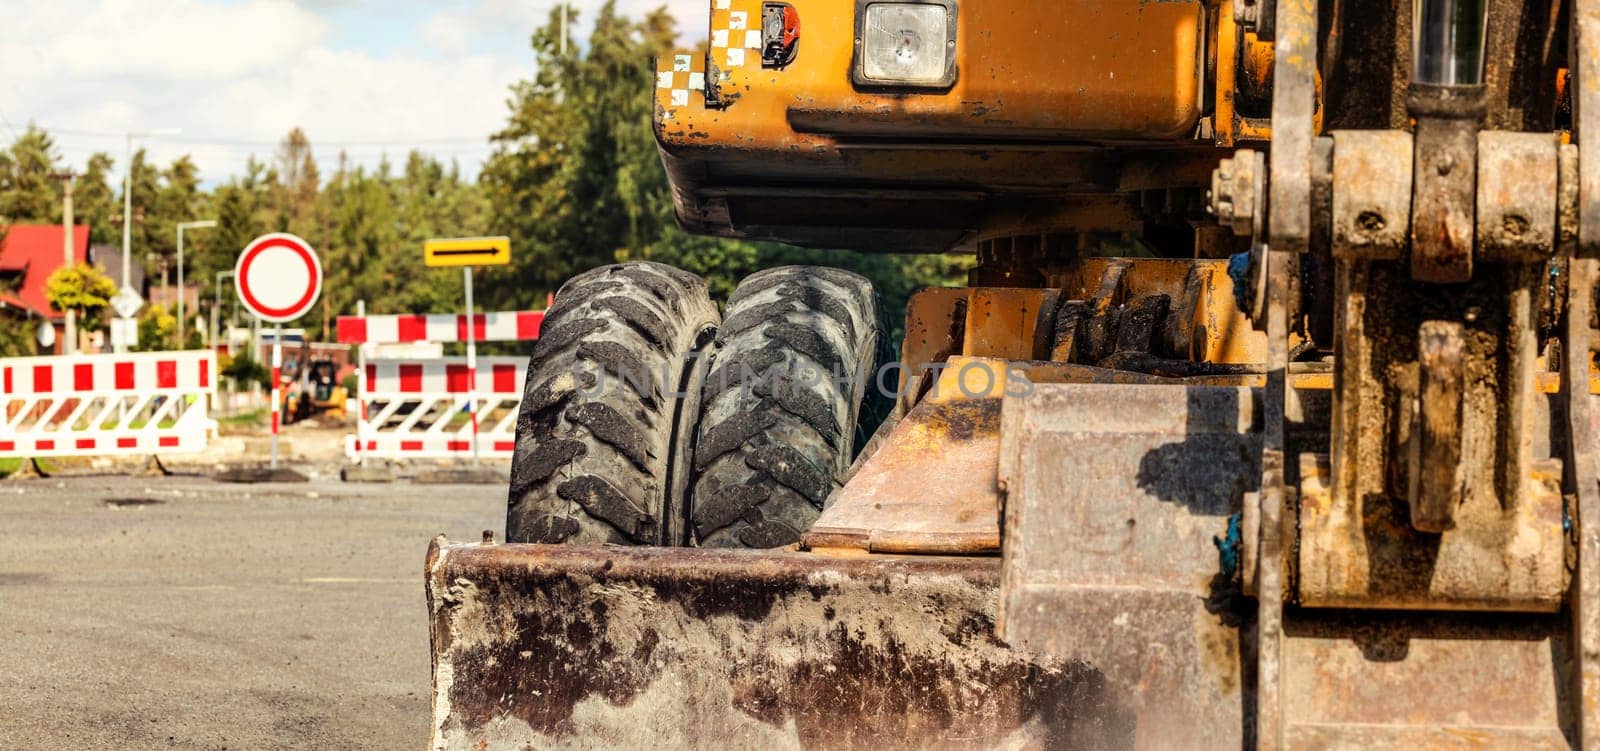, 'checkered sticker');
709,0,765,72
655,51,706,115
